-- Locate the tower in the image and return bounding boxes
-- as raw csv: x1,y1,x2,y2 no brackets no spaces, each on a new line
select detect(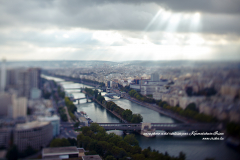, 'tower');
0,58,6,92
